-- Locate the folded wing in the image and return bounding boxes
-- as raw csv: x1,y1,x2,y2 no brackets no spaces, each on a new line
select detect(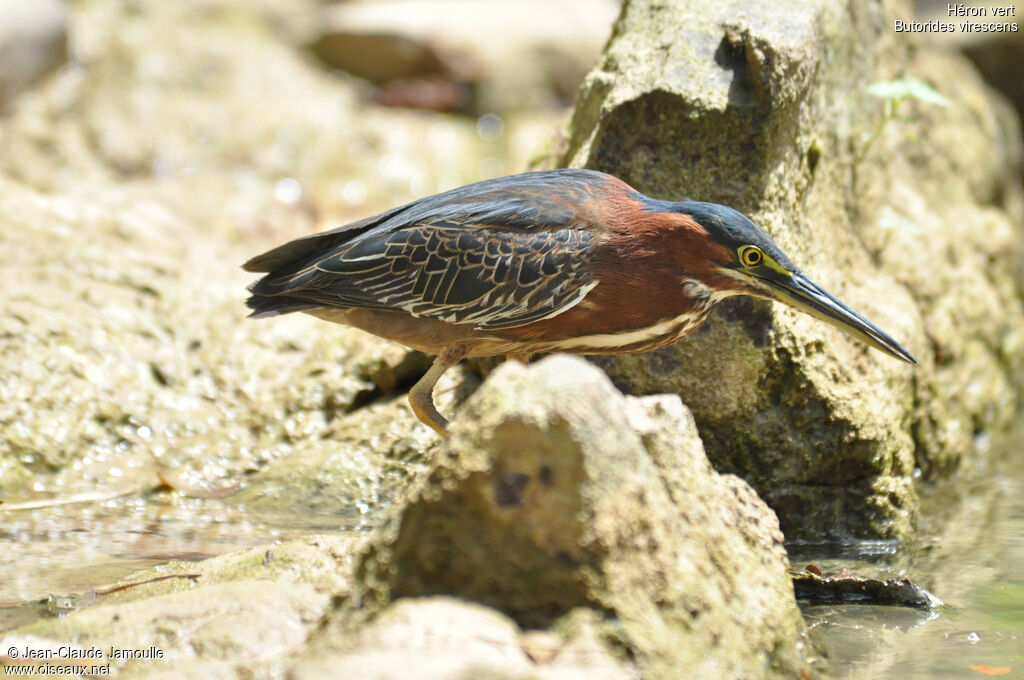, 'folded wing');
246,170,609,329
